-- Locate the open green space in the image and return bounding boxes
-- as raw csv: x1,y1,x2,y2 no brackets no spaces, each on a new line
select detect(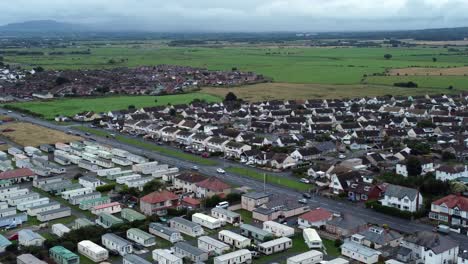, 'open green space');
226,167,311,192
5,93,221,120
366,75,468,90
76,126,218,166
236,209,253,224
